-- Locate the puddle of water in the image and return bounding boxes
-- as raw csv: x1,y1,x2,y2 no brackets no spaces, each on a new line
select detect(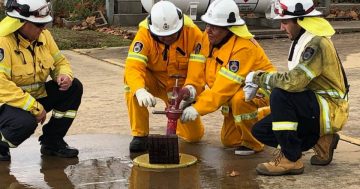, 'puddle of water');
67,157,132,188
0,136,267,189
